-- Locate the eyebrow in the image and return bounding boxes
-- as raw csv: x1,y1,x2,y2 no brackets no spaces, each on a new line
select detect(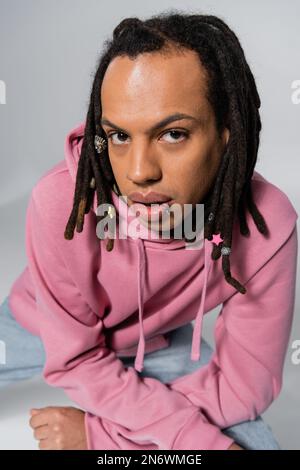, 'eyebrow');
100,112,202,134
